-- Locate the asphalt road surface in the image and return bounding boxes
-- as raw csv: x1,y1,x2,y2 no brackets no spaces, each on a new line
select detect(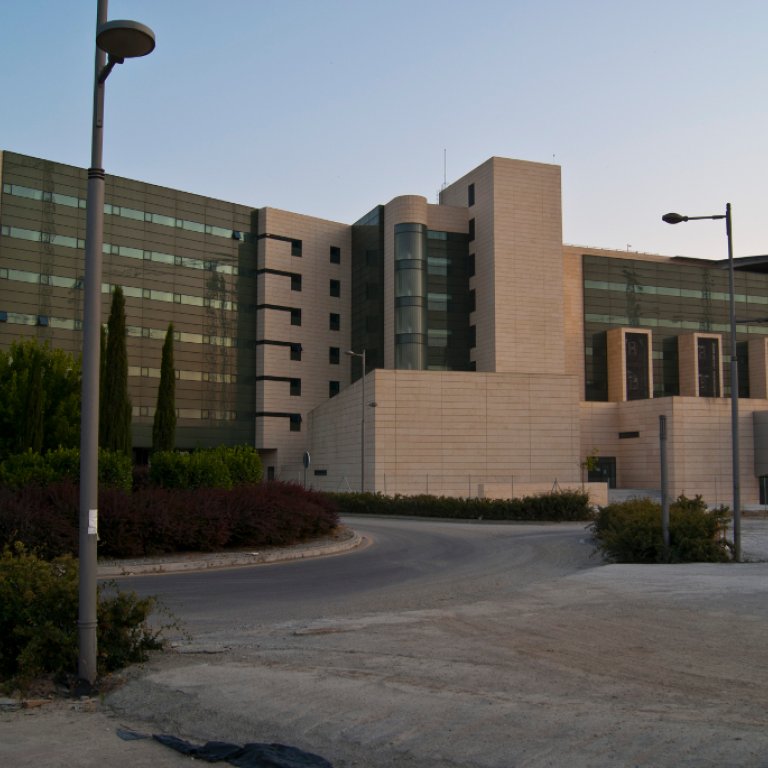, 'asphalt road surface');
116,517,597,634
95,516,768,768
